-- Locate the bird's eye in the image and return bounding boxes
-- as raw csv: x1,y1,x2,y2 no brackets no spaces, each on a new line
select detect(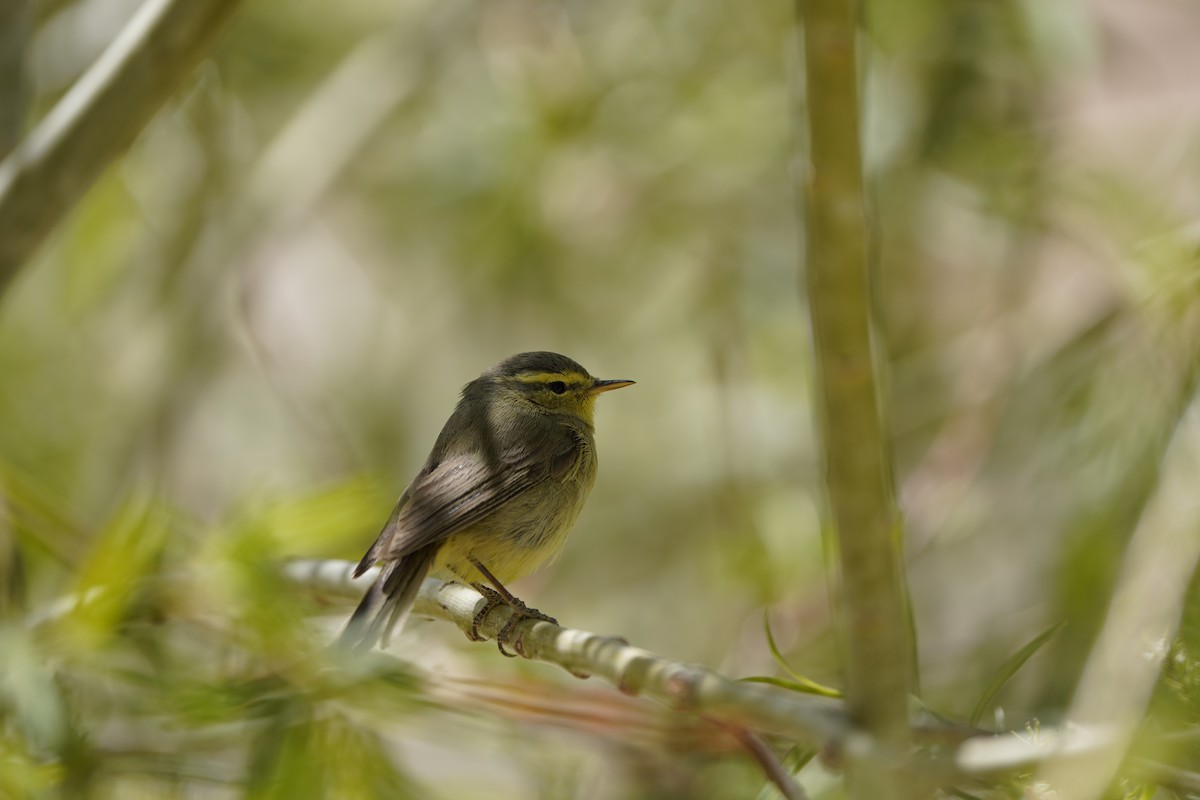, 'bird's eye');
547,381,567,394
